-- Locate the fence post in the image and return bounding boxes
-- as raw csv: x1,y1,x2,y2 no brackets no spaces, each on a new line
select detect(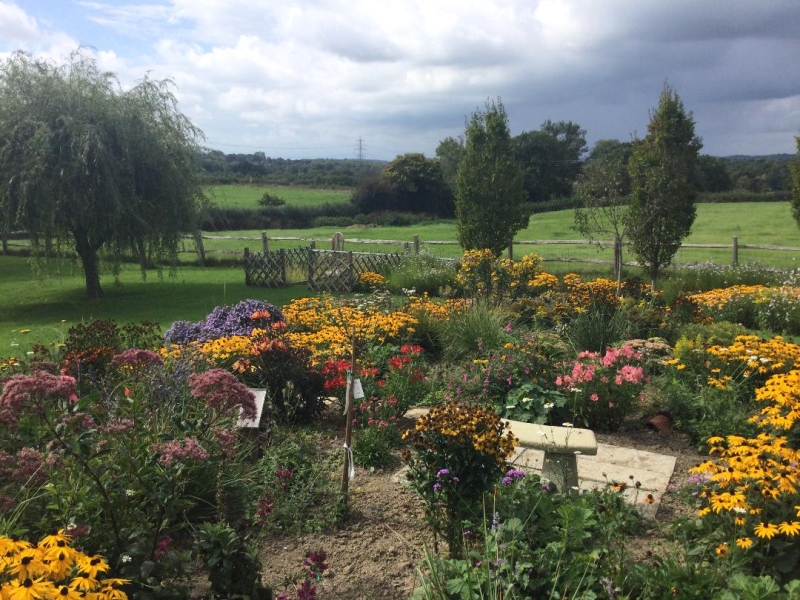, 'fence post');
310,240,316,250
262,231,269,253
244,247,251,285
279,248,286,286
508,242,514,260
308,246,314,289
413,235,420,255
732,236,738,266
1,231,7,255
348,251,355,290
194,230,206,266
